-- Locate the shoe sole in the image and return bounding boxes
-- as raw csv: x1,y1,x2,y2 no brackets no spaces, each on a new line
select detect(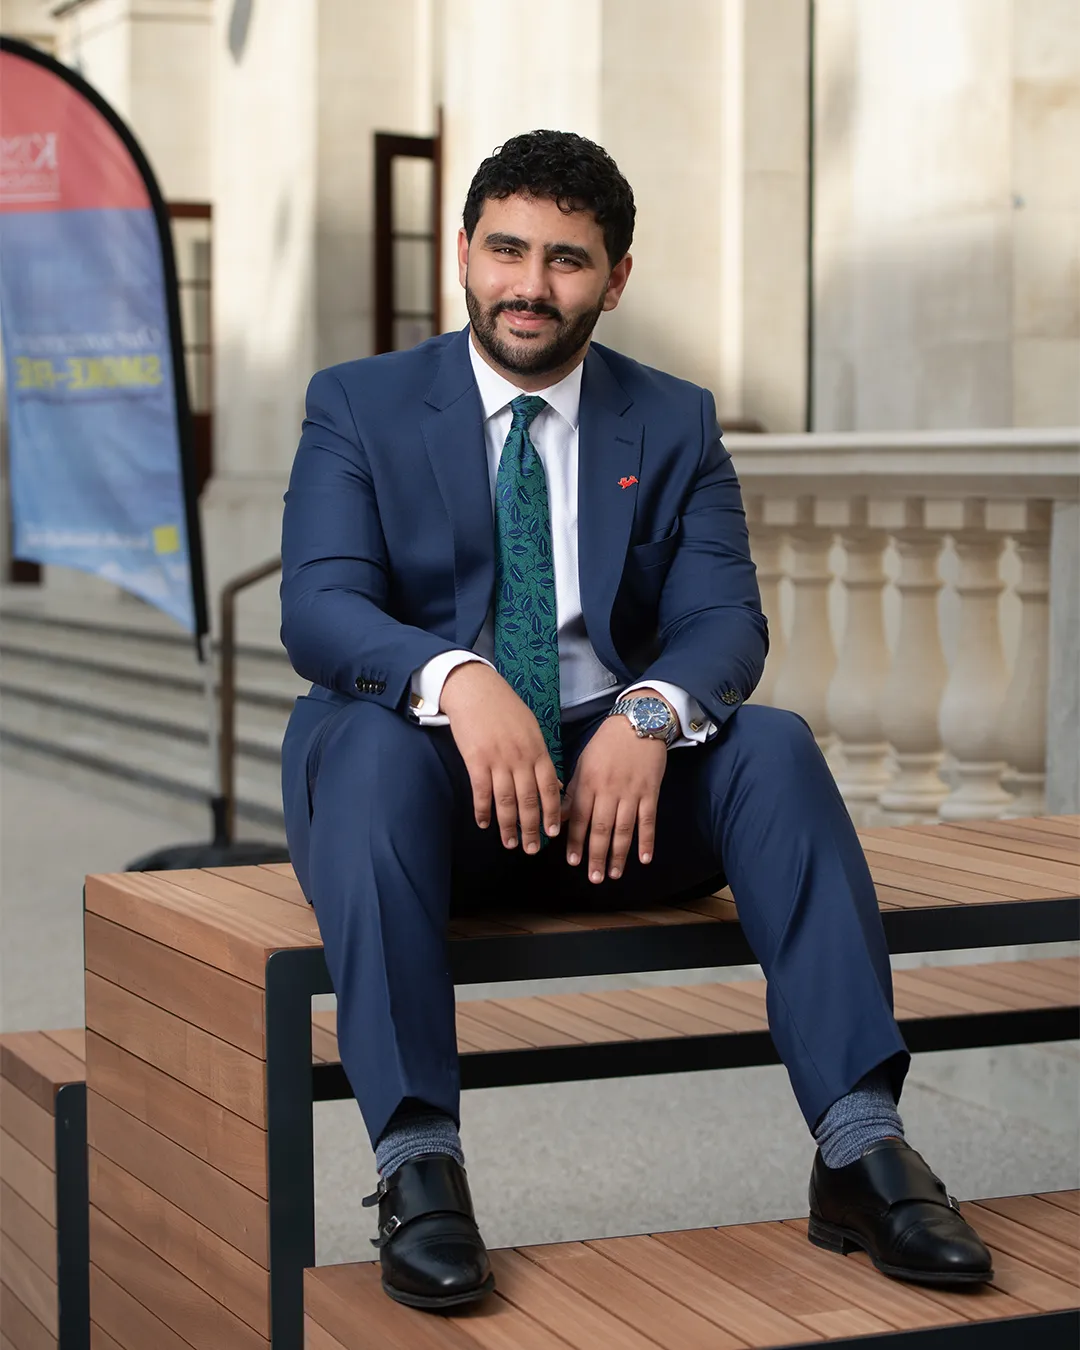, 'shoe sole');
807,1214,993,1287
382,1273,496,1311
